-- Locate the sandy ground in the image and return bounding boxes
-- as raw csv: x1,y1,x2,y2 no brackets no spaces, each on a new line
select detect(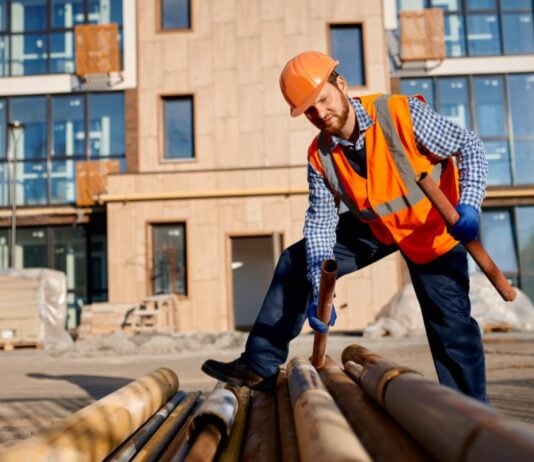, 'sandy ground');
0,331,533,450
